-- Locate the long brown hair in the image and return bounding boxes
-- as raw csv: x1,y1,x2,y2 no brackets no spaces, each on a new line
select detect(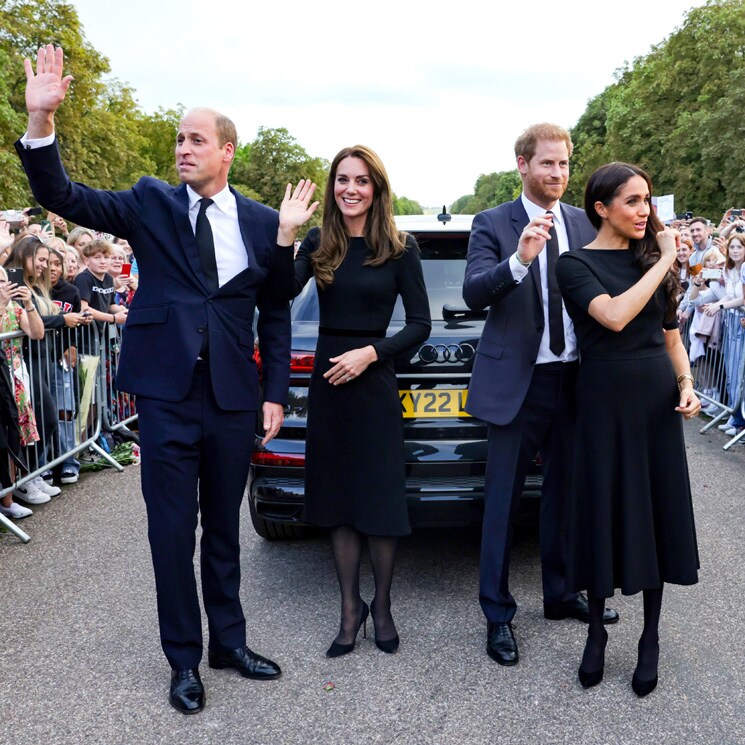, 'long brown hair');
5,235,58,315
584,162,680,323
723,233,745,271
312,145,406,288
